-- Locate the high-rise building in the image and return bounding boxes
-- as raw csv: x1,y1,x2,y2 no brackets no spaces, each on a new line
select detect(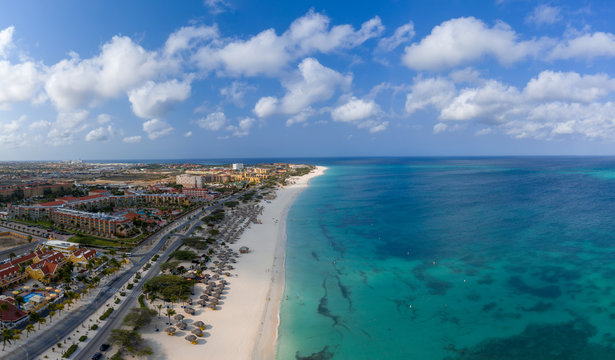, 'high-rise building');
232,163,244,170
176,174,205,188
